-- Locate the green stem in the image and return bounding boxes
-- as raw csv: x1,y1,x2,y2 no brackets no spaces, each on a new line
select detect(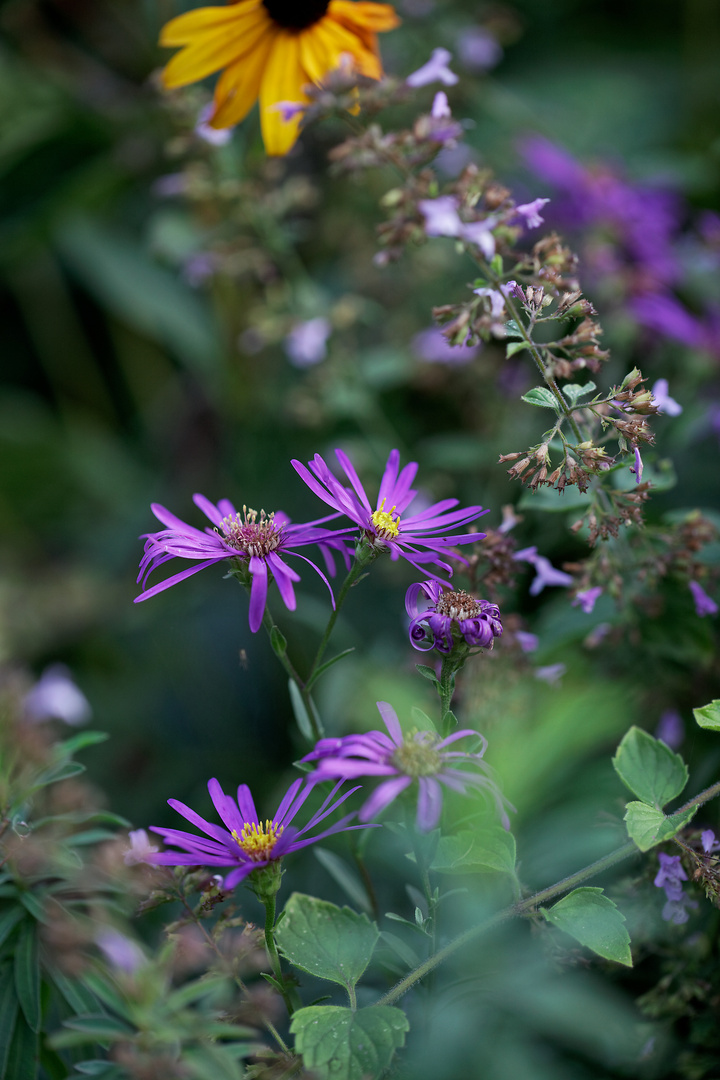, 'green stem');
306,556,371,681
262,894,300,1018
